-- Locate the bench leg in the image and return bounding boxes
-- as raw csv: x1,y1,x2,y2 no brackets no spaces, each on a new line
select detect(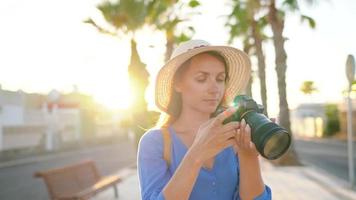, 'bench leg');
113,185,119,199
